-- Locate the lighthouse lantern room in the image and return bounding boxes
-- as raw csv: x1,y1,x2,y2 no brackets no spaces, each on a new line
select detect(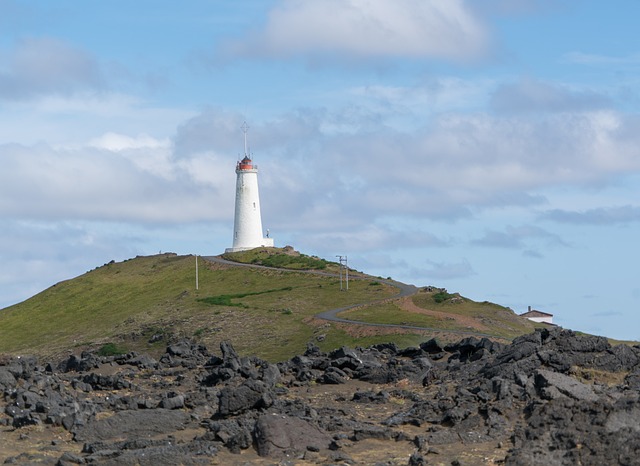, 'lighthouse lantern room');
225,123,274,253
